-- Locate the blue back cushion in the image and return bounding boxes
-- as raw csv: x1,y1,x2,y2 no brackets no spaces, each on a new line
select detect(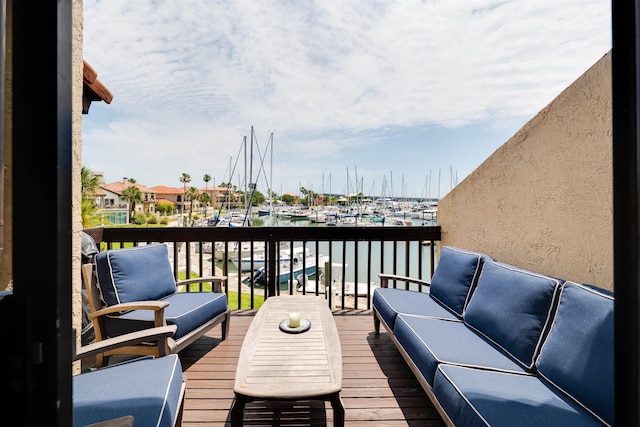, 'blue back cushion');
430,246,490,317
536,281,614,426
96,244,177,306
464,261,561,369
